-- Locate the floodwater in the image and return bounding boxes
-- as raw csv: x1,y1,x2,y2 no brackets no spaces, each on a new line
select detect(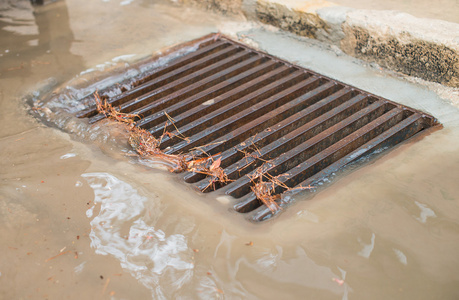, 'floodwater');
1,0,459,299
